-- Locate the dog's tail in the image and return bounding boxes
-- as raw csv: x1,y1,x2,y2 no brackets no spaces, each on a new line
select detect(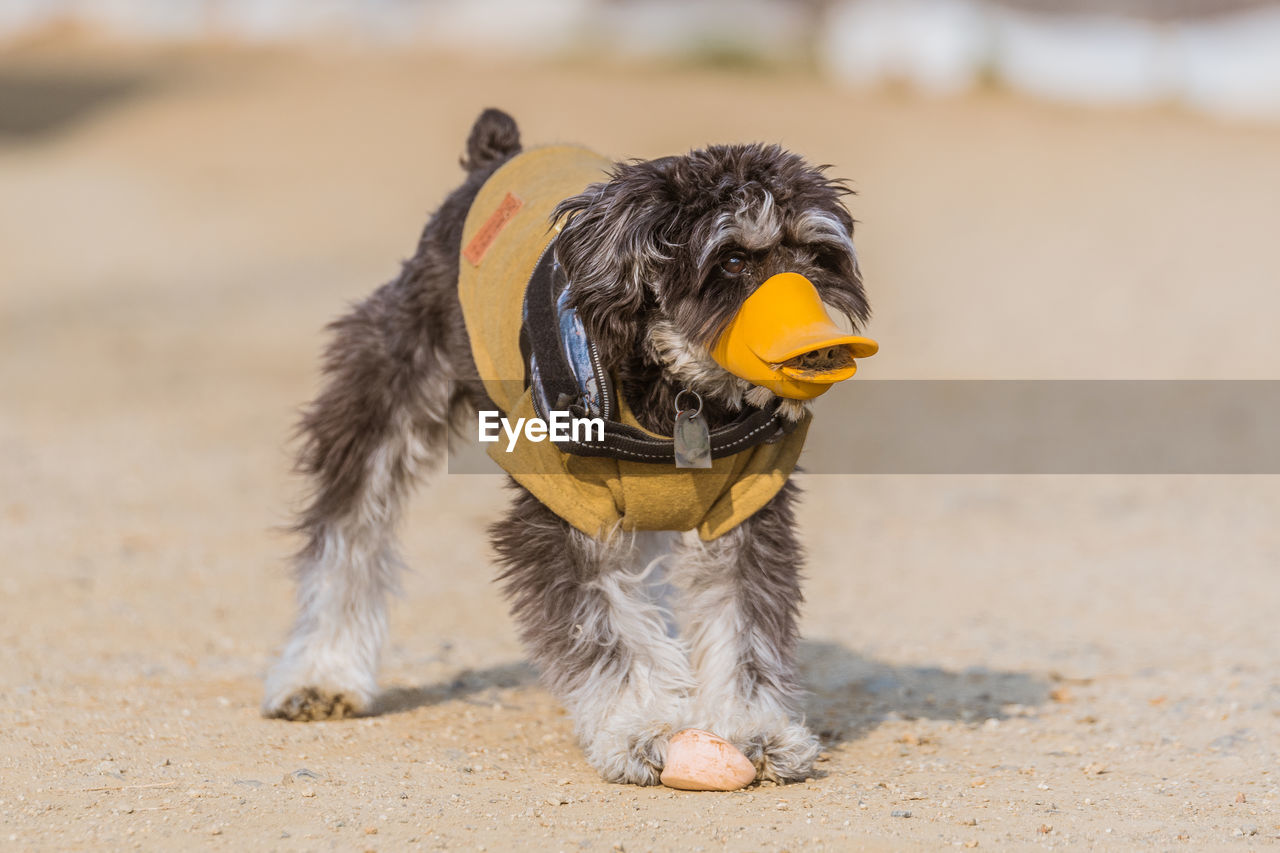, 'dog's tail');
461,108,522,173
